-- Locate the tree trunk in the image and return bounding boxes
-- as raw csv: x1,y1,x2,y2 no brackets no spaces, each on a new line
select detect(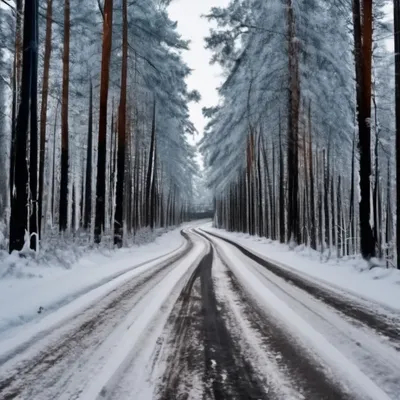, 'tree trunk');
150,144,157,230
354,0,375,259
51,102,59,225
286,0,300,245
9,0,38,252
95,0,114,242
29,0,39,250
308,103,316,249
394,0,400,268
386,157,393,266
59,0,70,232
9,0,23,206
84,82,93,230
257,134,263,237
114,0,128,246
349,133,356,254
38,0,53,237
279,114,285,243
146,100,156,228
